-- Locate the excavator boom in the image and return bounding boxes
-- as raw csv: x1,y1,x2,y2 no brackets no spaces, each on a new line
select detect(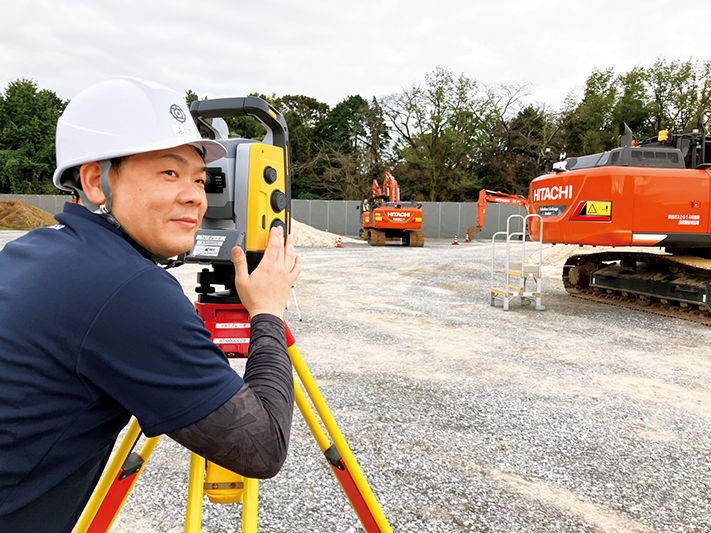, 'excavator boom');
467,189,529,240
